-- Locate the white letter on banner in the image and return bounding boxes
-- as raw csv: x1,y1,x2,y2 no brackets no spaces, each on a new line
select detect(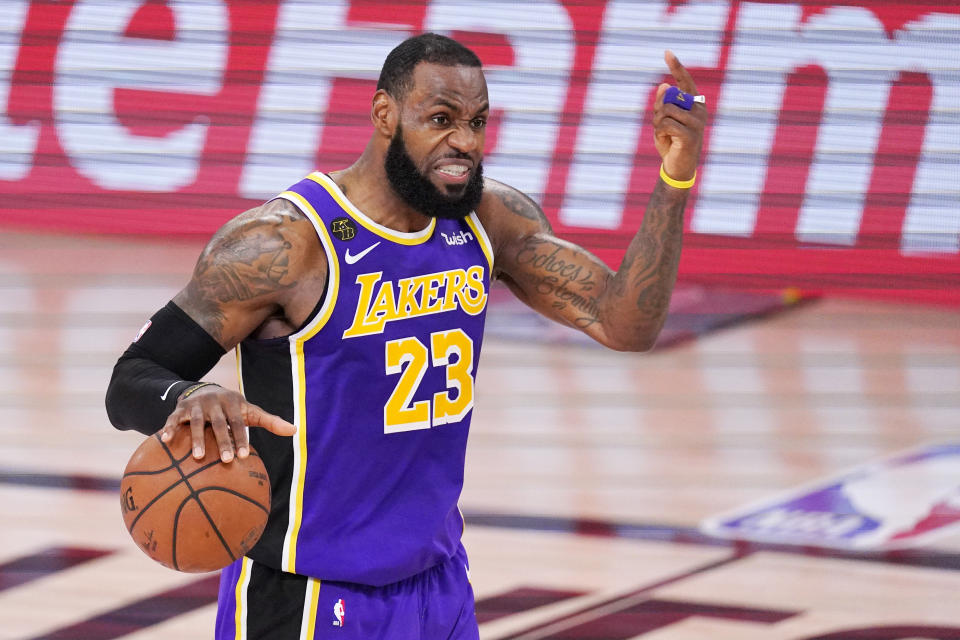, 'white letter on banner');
694,4,895,243
793,8,893,246
54,0,227,191
693,2,802,236
239,1,409,198
561,0,728,229
424,0,574,201
0,0,40,181
899,13,960,255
